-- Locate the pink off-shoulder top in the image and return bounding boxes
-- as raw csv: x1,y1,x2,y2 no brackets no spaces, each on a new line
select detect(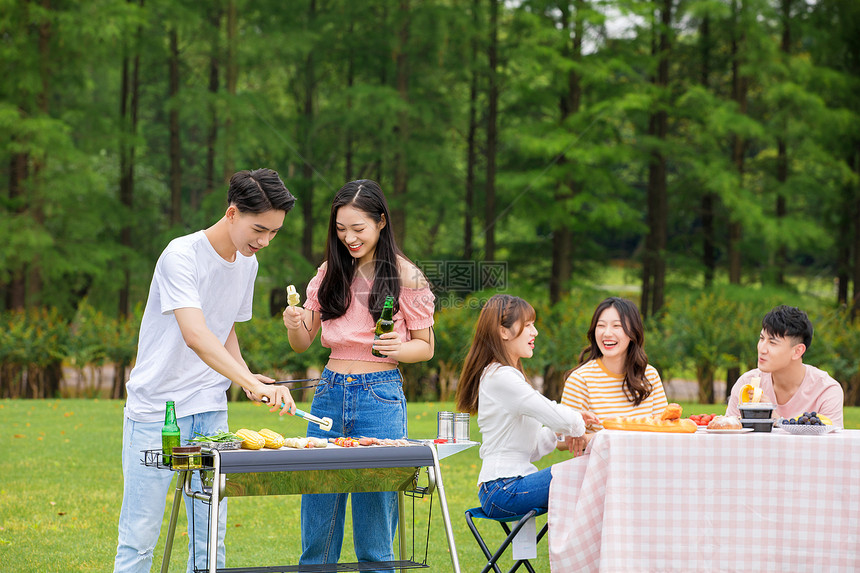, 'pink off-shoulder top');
304,266,435,364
